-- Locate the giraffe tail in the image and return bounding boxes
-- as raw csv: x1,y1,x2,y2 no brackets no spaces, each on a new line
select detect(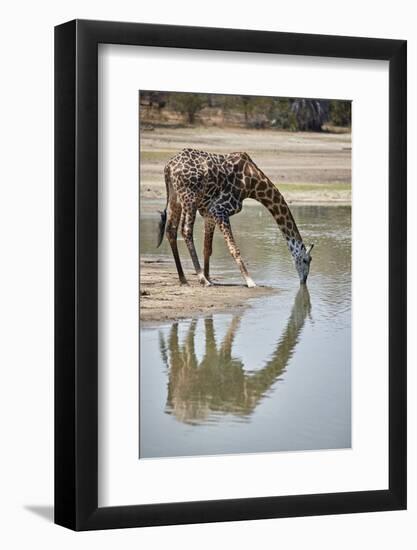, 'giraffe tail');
157,165,170,247
156,208,167,248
